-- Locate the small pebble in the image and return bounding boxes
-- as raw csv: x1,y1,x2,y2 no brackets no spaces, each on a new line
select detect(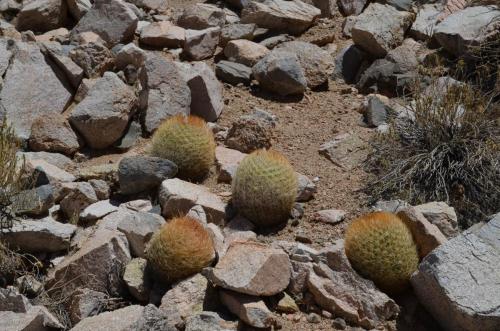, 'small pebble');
307,312,321,324
332,317,347,329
